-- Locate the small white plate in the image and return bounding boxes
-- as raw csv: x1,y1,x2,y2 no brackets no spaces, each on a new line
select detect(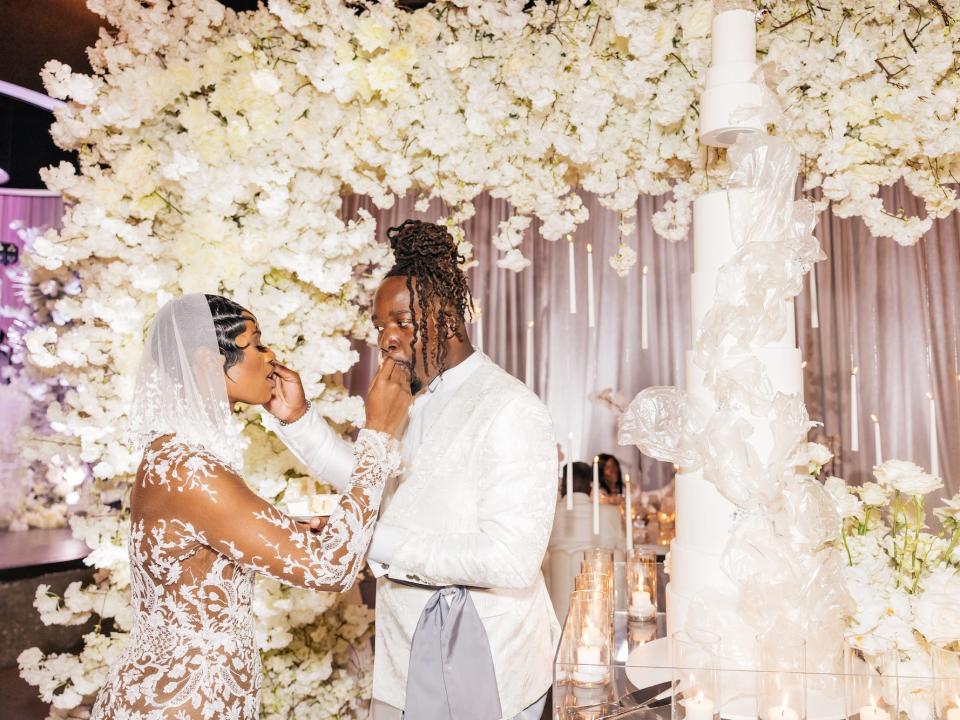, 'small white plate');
288,515,329,523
